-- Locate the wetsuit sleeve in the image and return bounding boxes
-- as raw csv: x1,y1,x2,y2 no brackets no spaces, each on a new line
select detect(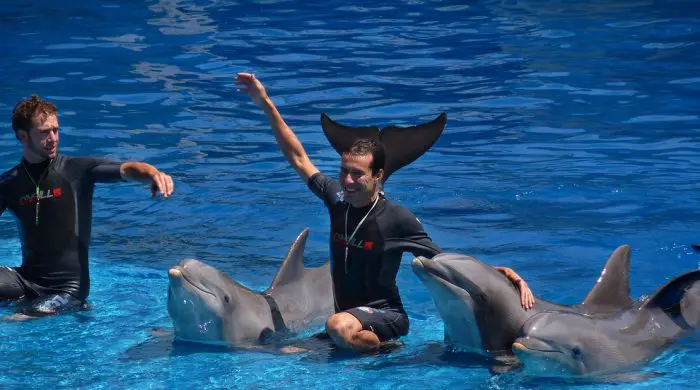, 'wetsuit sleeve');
307,172,343,208
83,157,124,183
384,207,442,258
